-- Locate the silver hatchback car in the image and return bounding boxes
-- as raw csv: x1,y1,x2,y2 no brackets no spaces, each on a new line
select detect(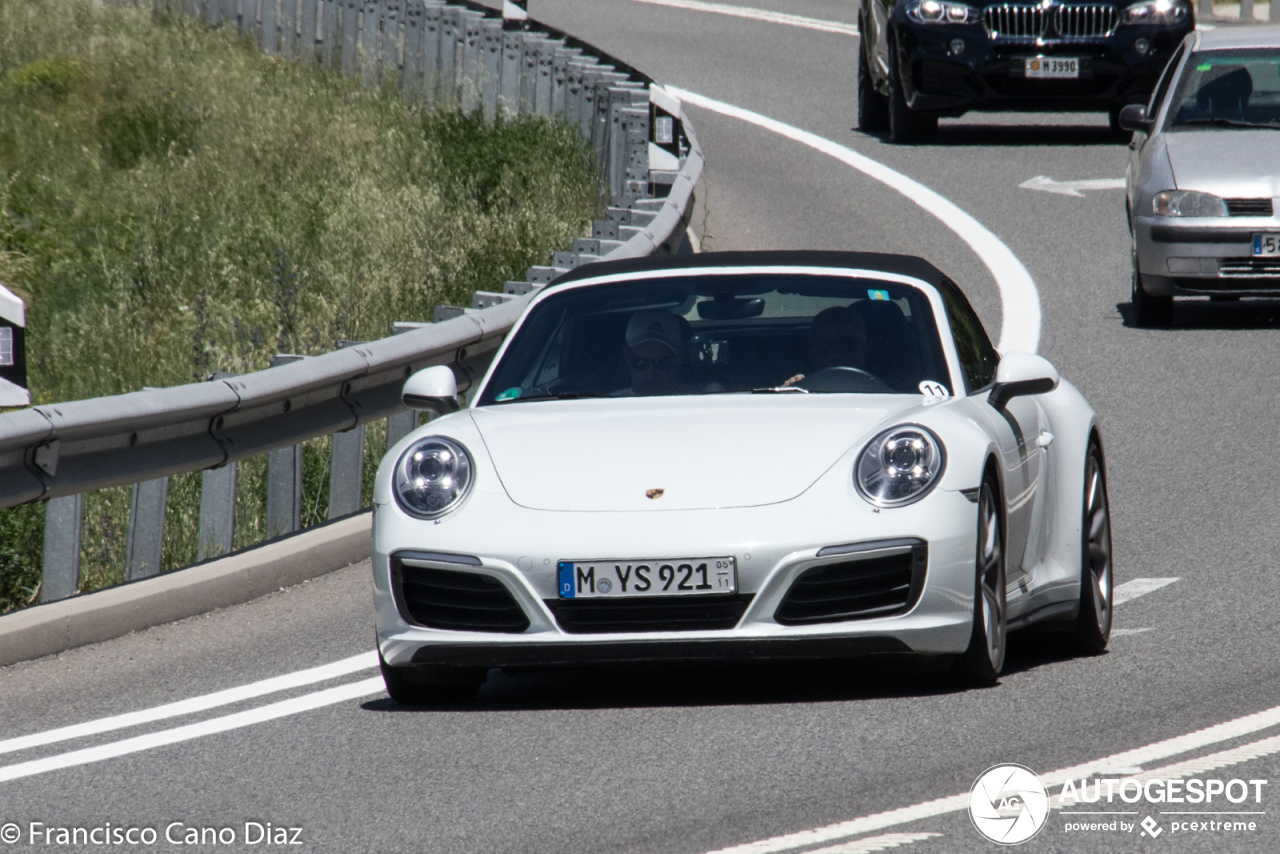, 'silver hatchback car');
1121,25,1280,326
